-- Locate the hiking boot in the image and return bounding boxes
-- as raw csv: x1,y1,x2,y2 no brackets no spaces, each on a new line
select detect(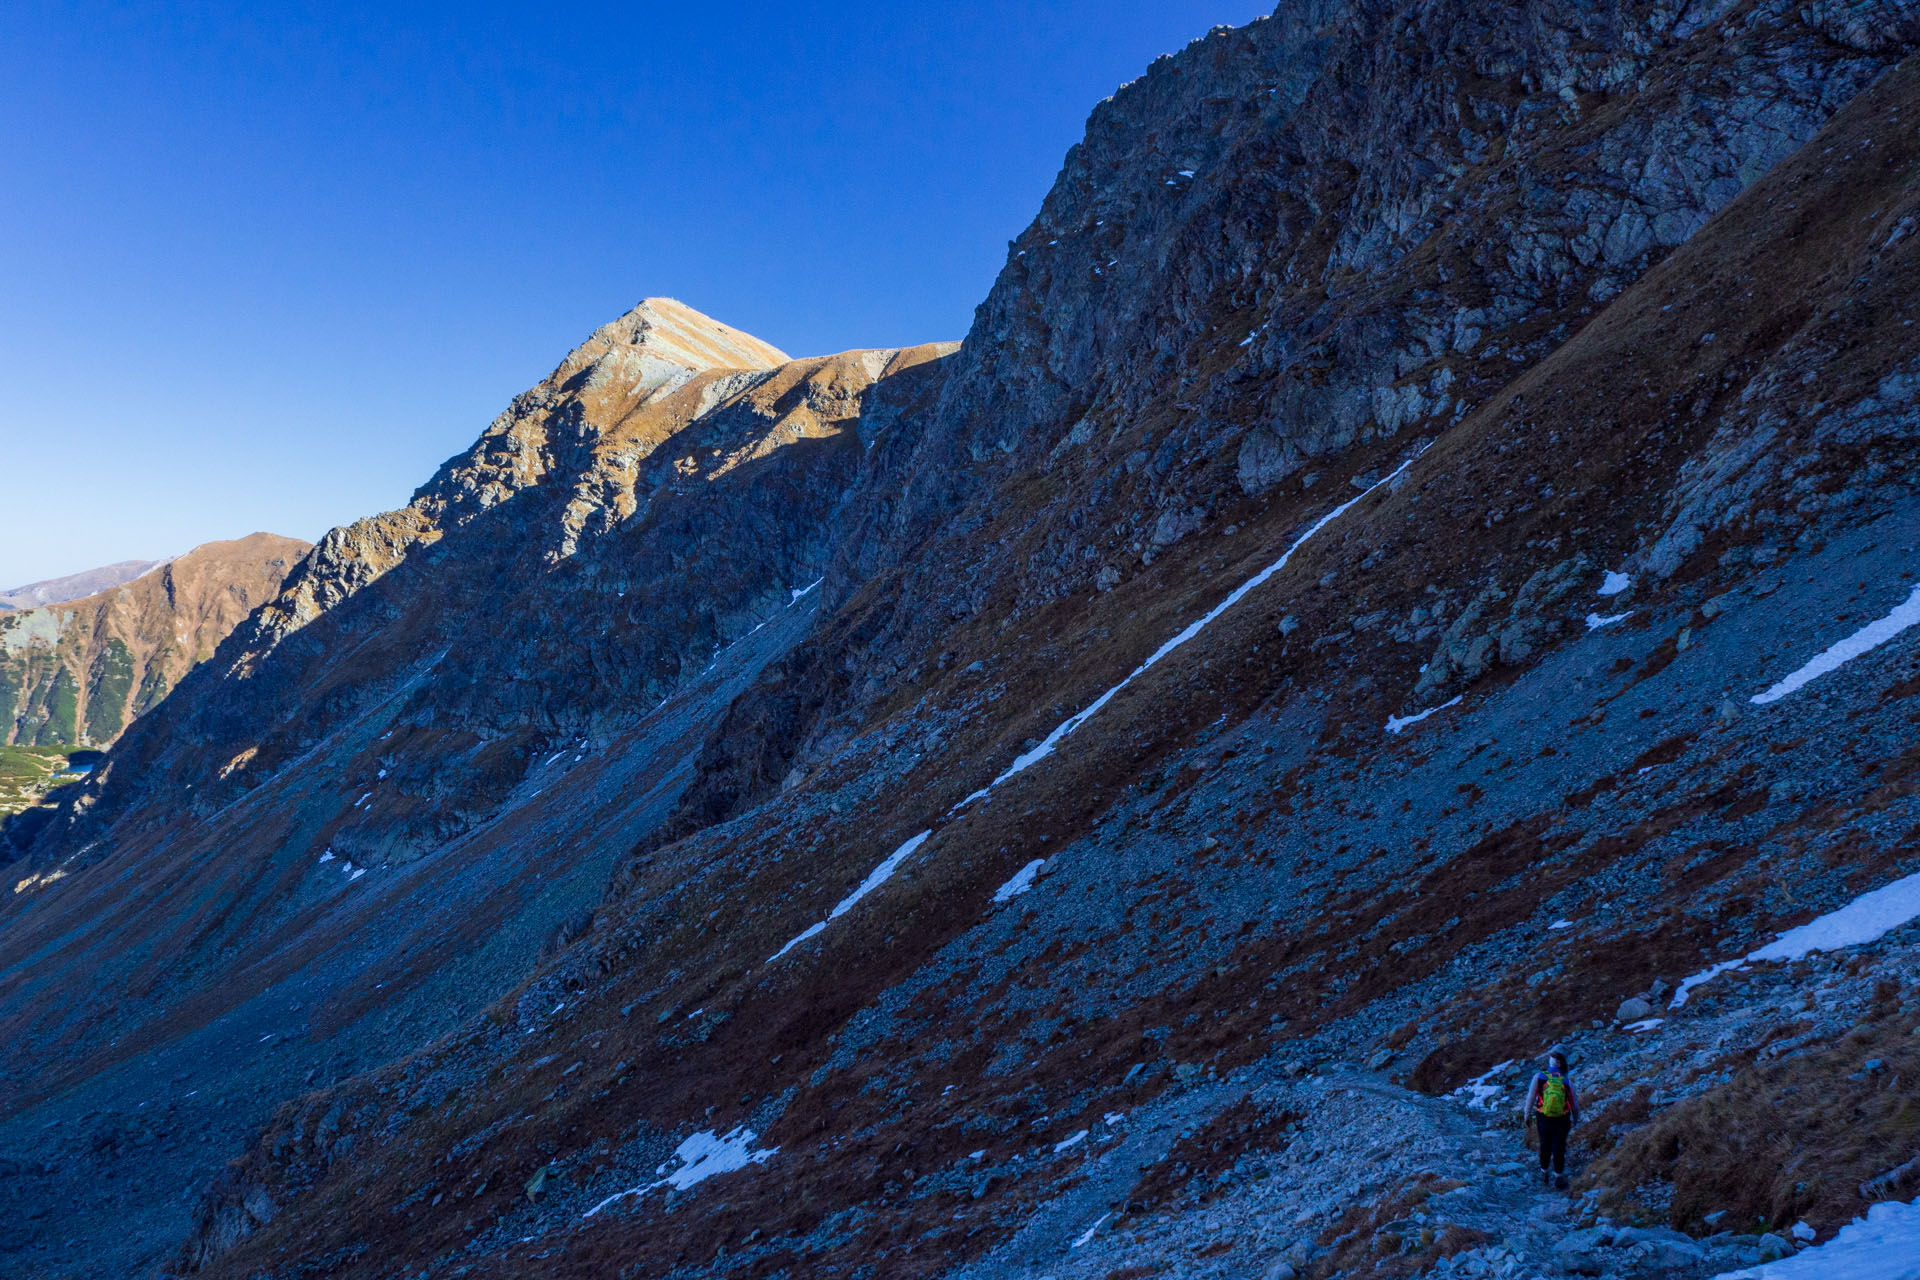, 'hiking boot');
1541,1168,1553,1188
1555,1173,1569,1191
